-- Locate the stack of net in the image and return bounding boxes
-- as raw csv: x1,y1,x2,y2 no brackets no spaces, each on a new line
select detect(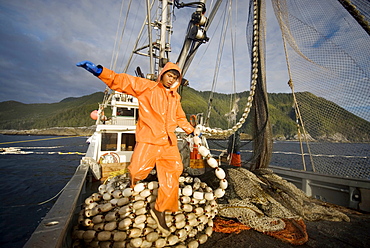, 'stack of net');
216,167,349,244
